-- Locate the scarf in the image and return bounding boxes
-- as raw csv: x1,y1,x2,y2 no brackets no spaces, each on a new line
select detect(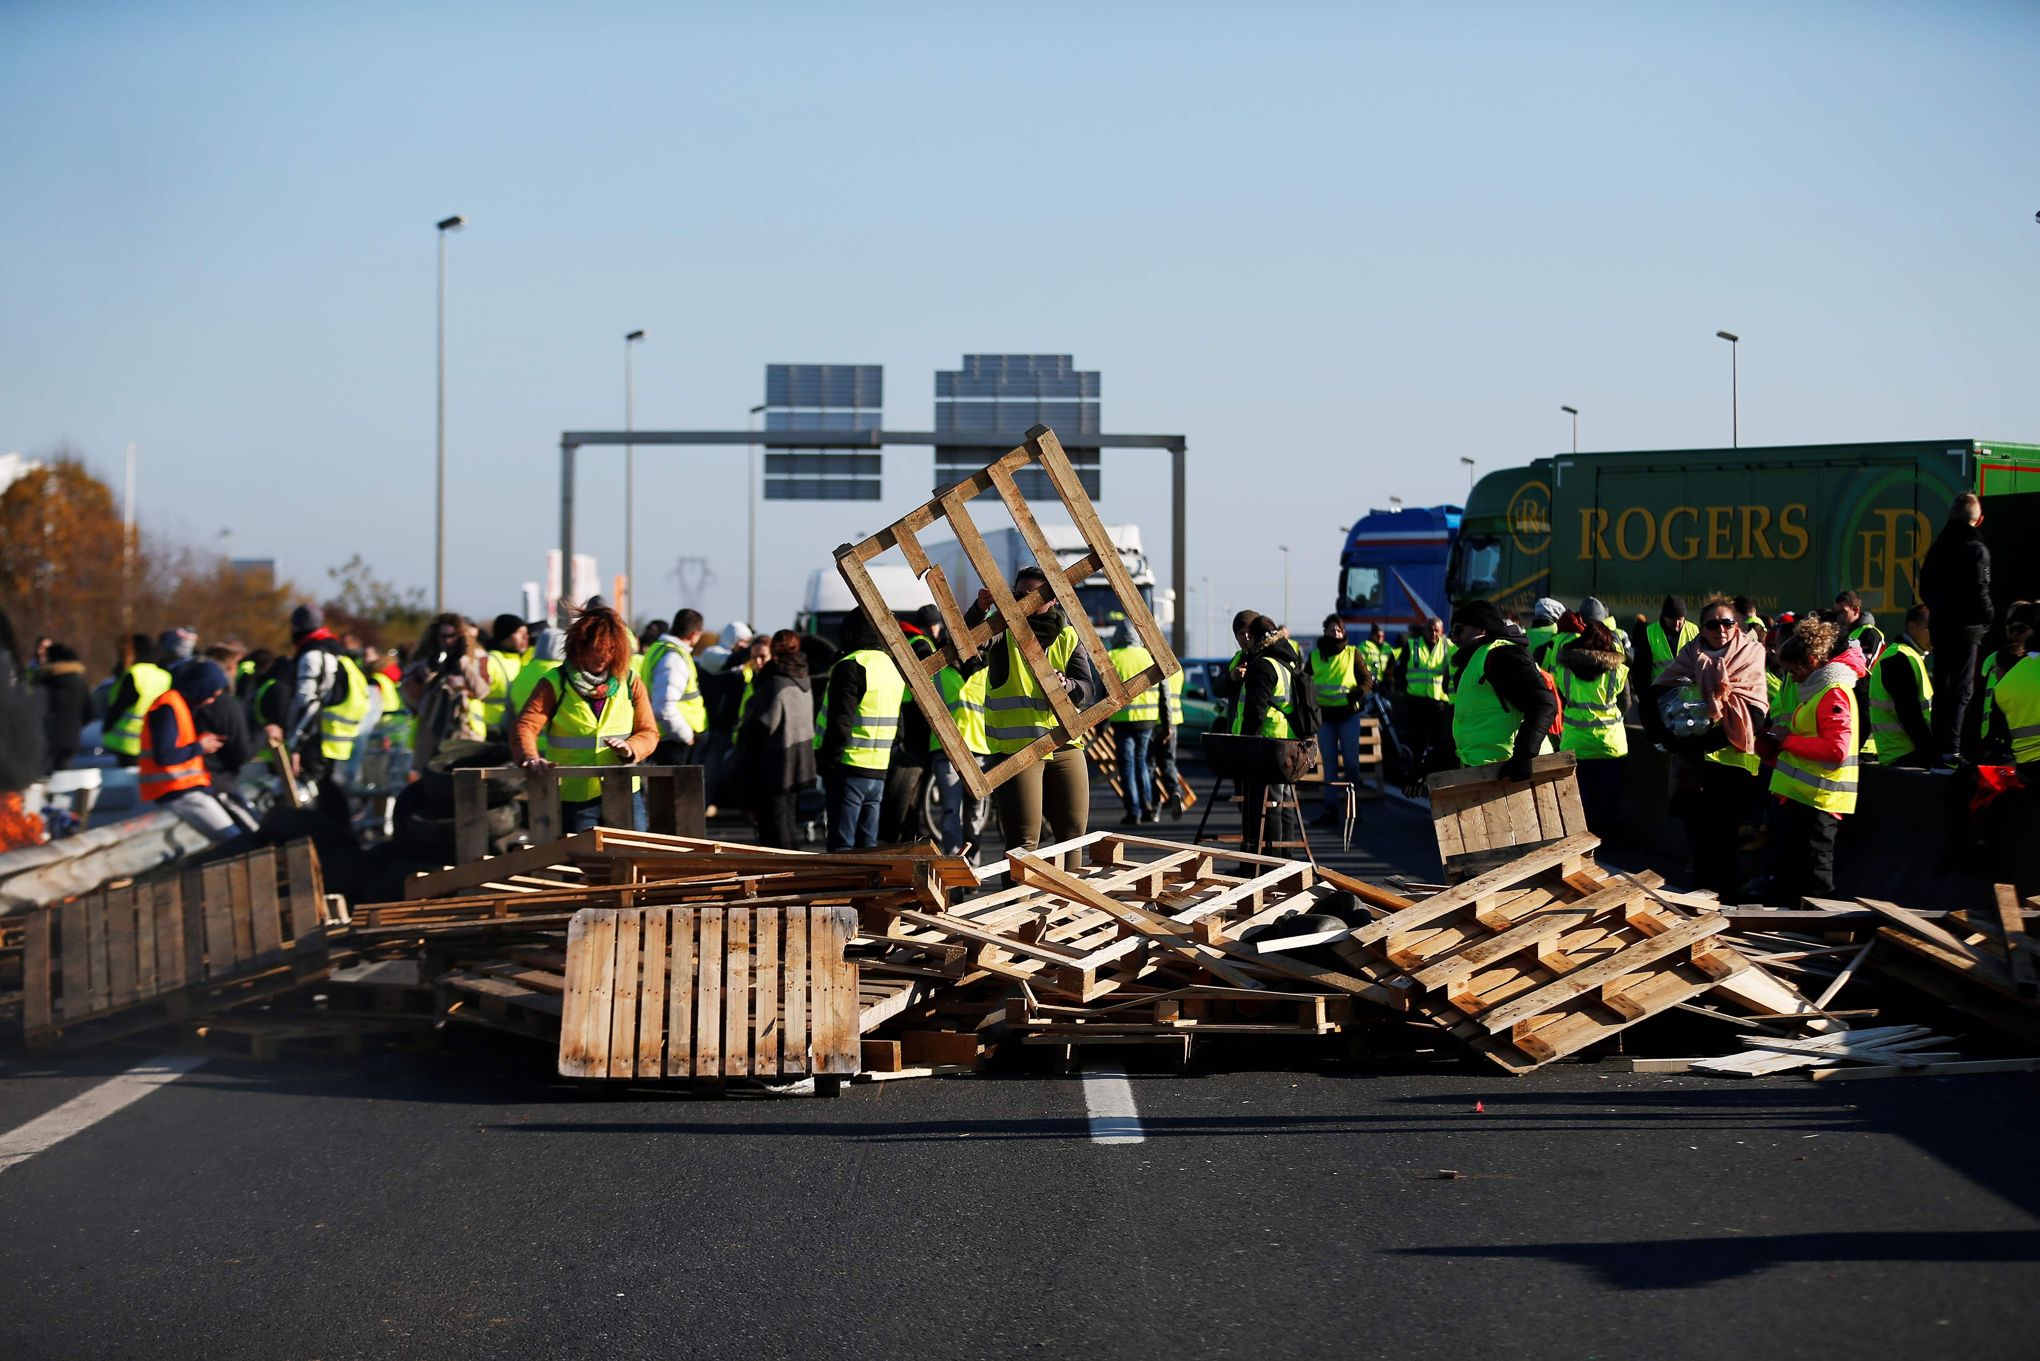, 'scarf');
1027,607,1067,647
1656,624,1768,752
564,666,618,703
1797,658,1857,709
